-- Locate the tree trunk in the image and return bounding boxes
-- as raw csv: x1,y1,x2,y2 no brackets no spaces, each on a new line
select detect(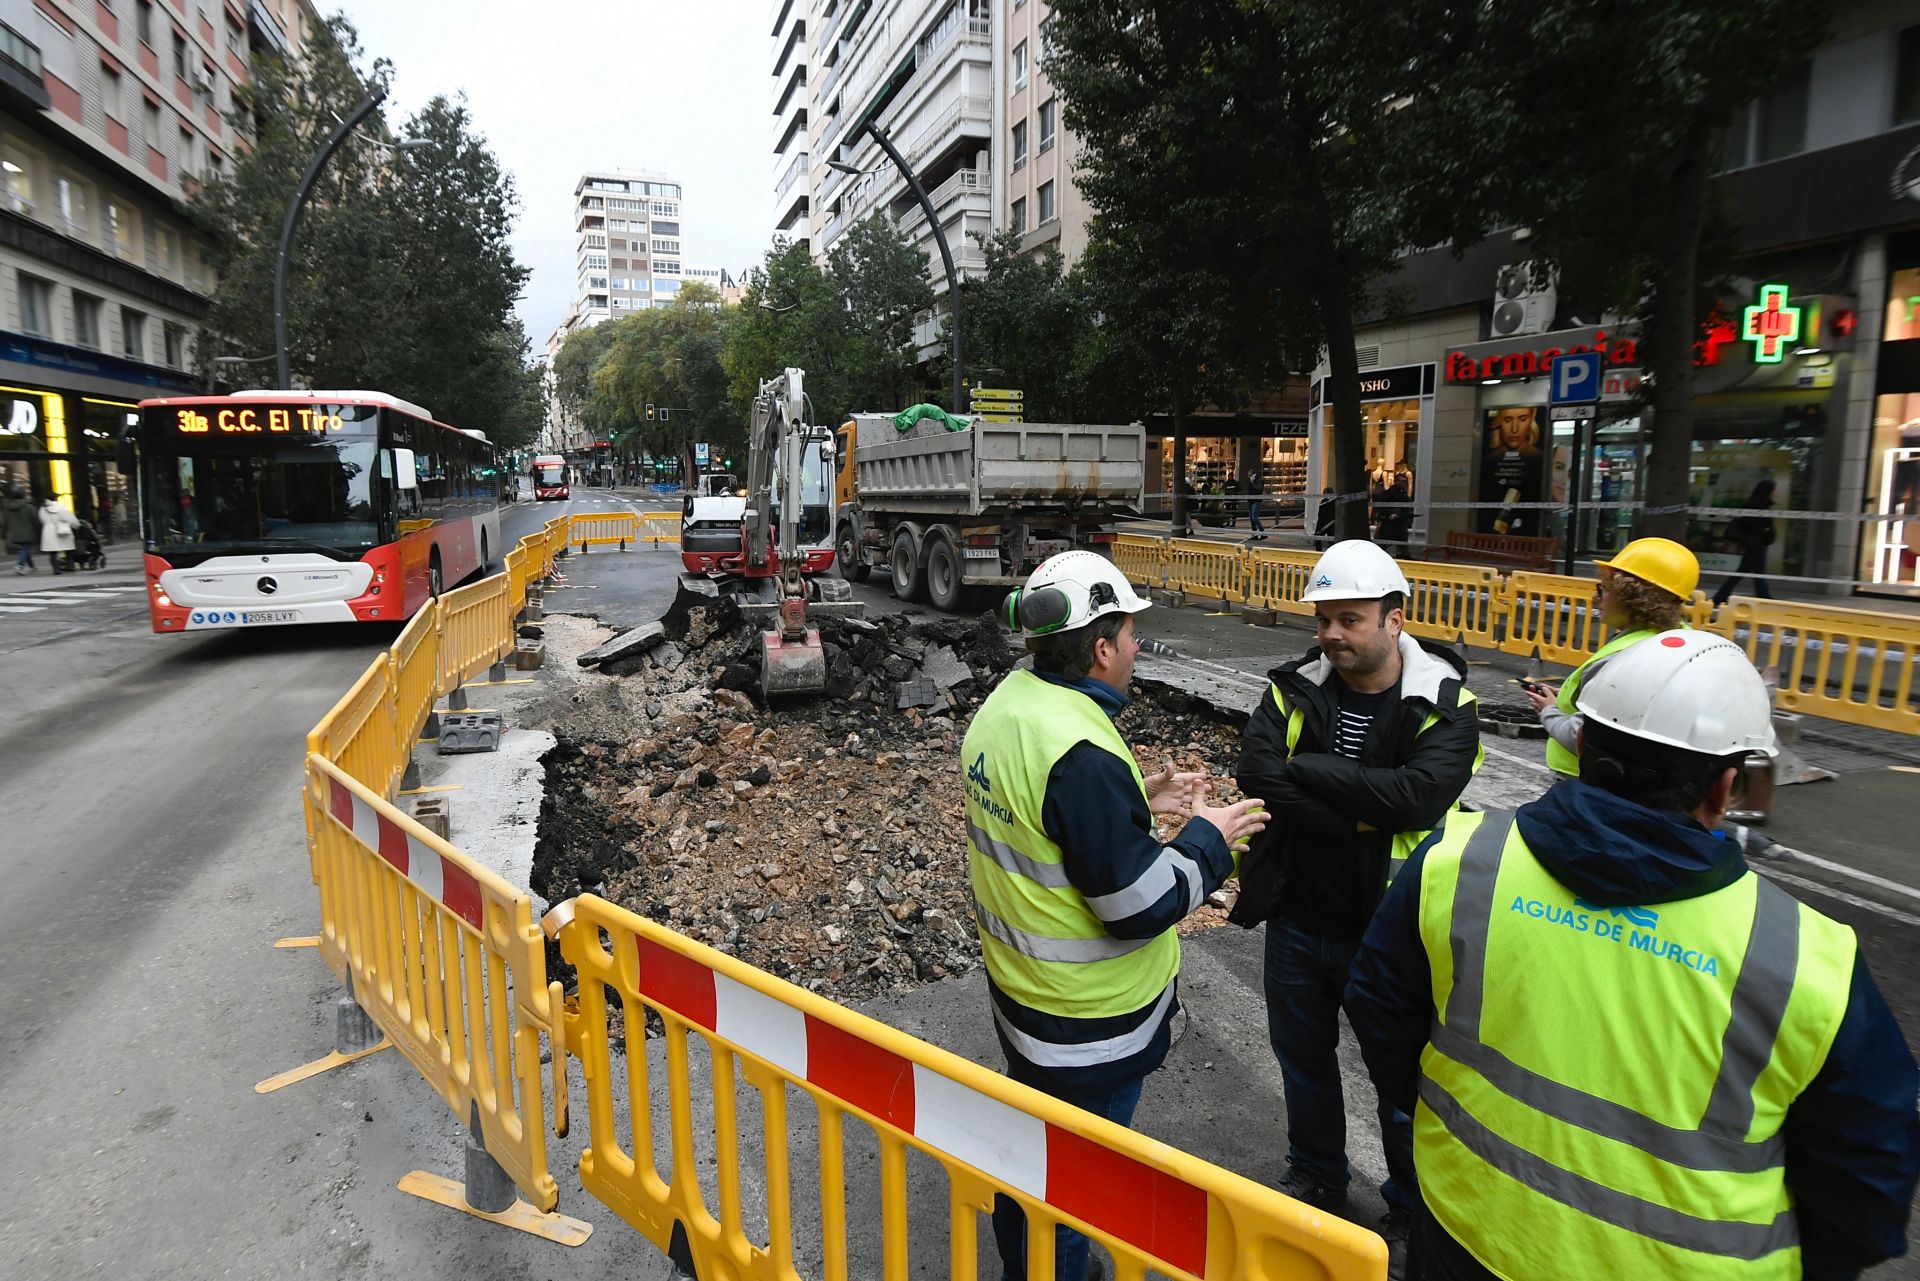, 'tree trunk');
1640,127,1714,543
1170,383,1190,537
1318,277,1370,541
